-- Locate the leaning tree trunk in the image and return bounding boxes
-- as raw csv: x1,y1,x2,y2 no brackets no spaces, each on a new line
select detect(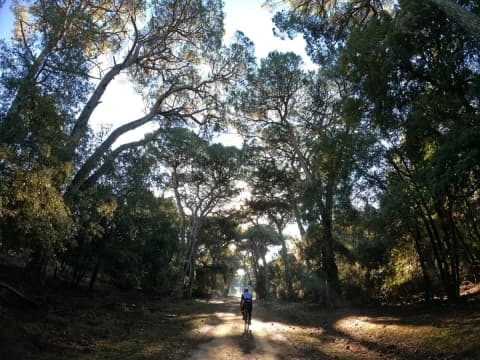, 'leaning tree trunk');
392,154,460,302
418,198,459,302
